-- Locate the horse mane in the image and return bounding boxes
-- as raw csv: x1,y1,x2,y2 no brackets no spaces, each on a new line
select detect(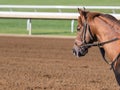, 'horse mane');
87,12,101,22
87,11,120,27
101,14,120,24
